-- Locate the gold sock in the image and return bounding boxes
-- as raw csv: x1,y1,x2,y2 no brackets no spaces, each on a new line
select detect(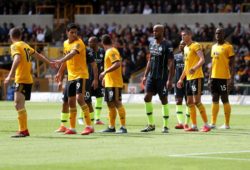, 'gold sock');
108,106,117,127
117,105,126,127
223,103,231,126
196,103,208,124
189,104,197,126
211,102,219,125
69,107,77,129
81,104,91,126
17,108,27,131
